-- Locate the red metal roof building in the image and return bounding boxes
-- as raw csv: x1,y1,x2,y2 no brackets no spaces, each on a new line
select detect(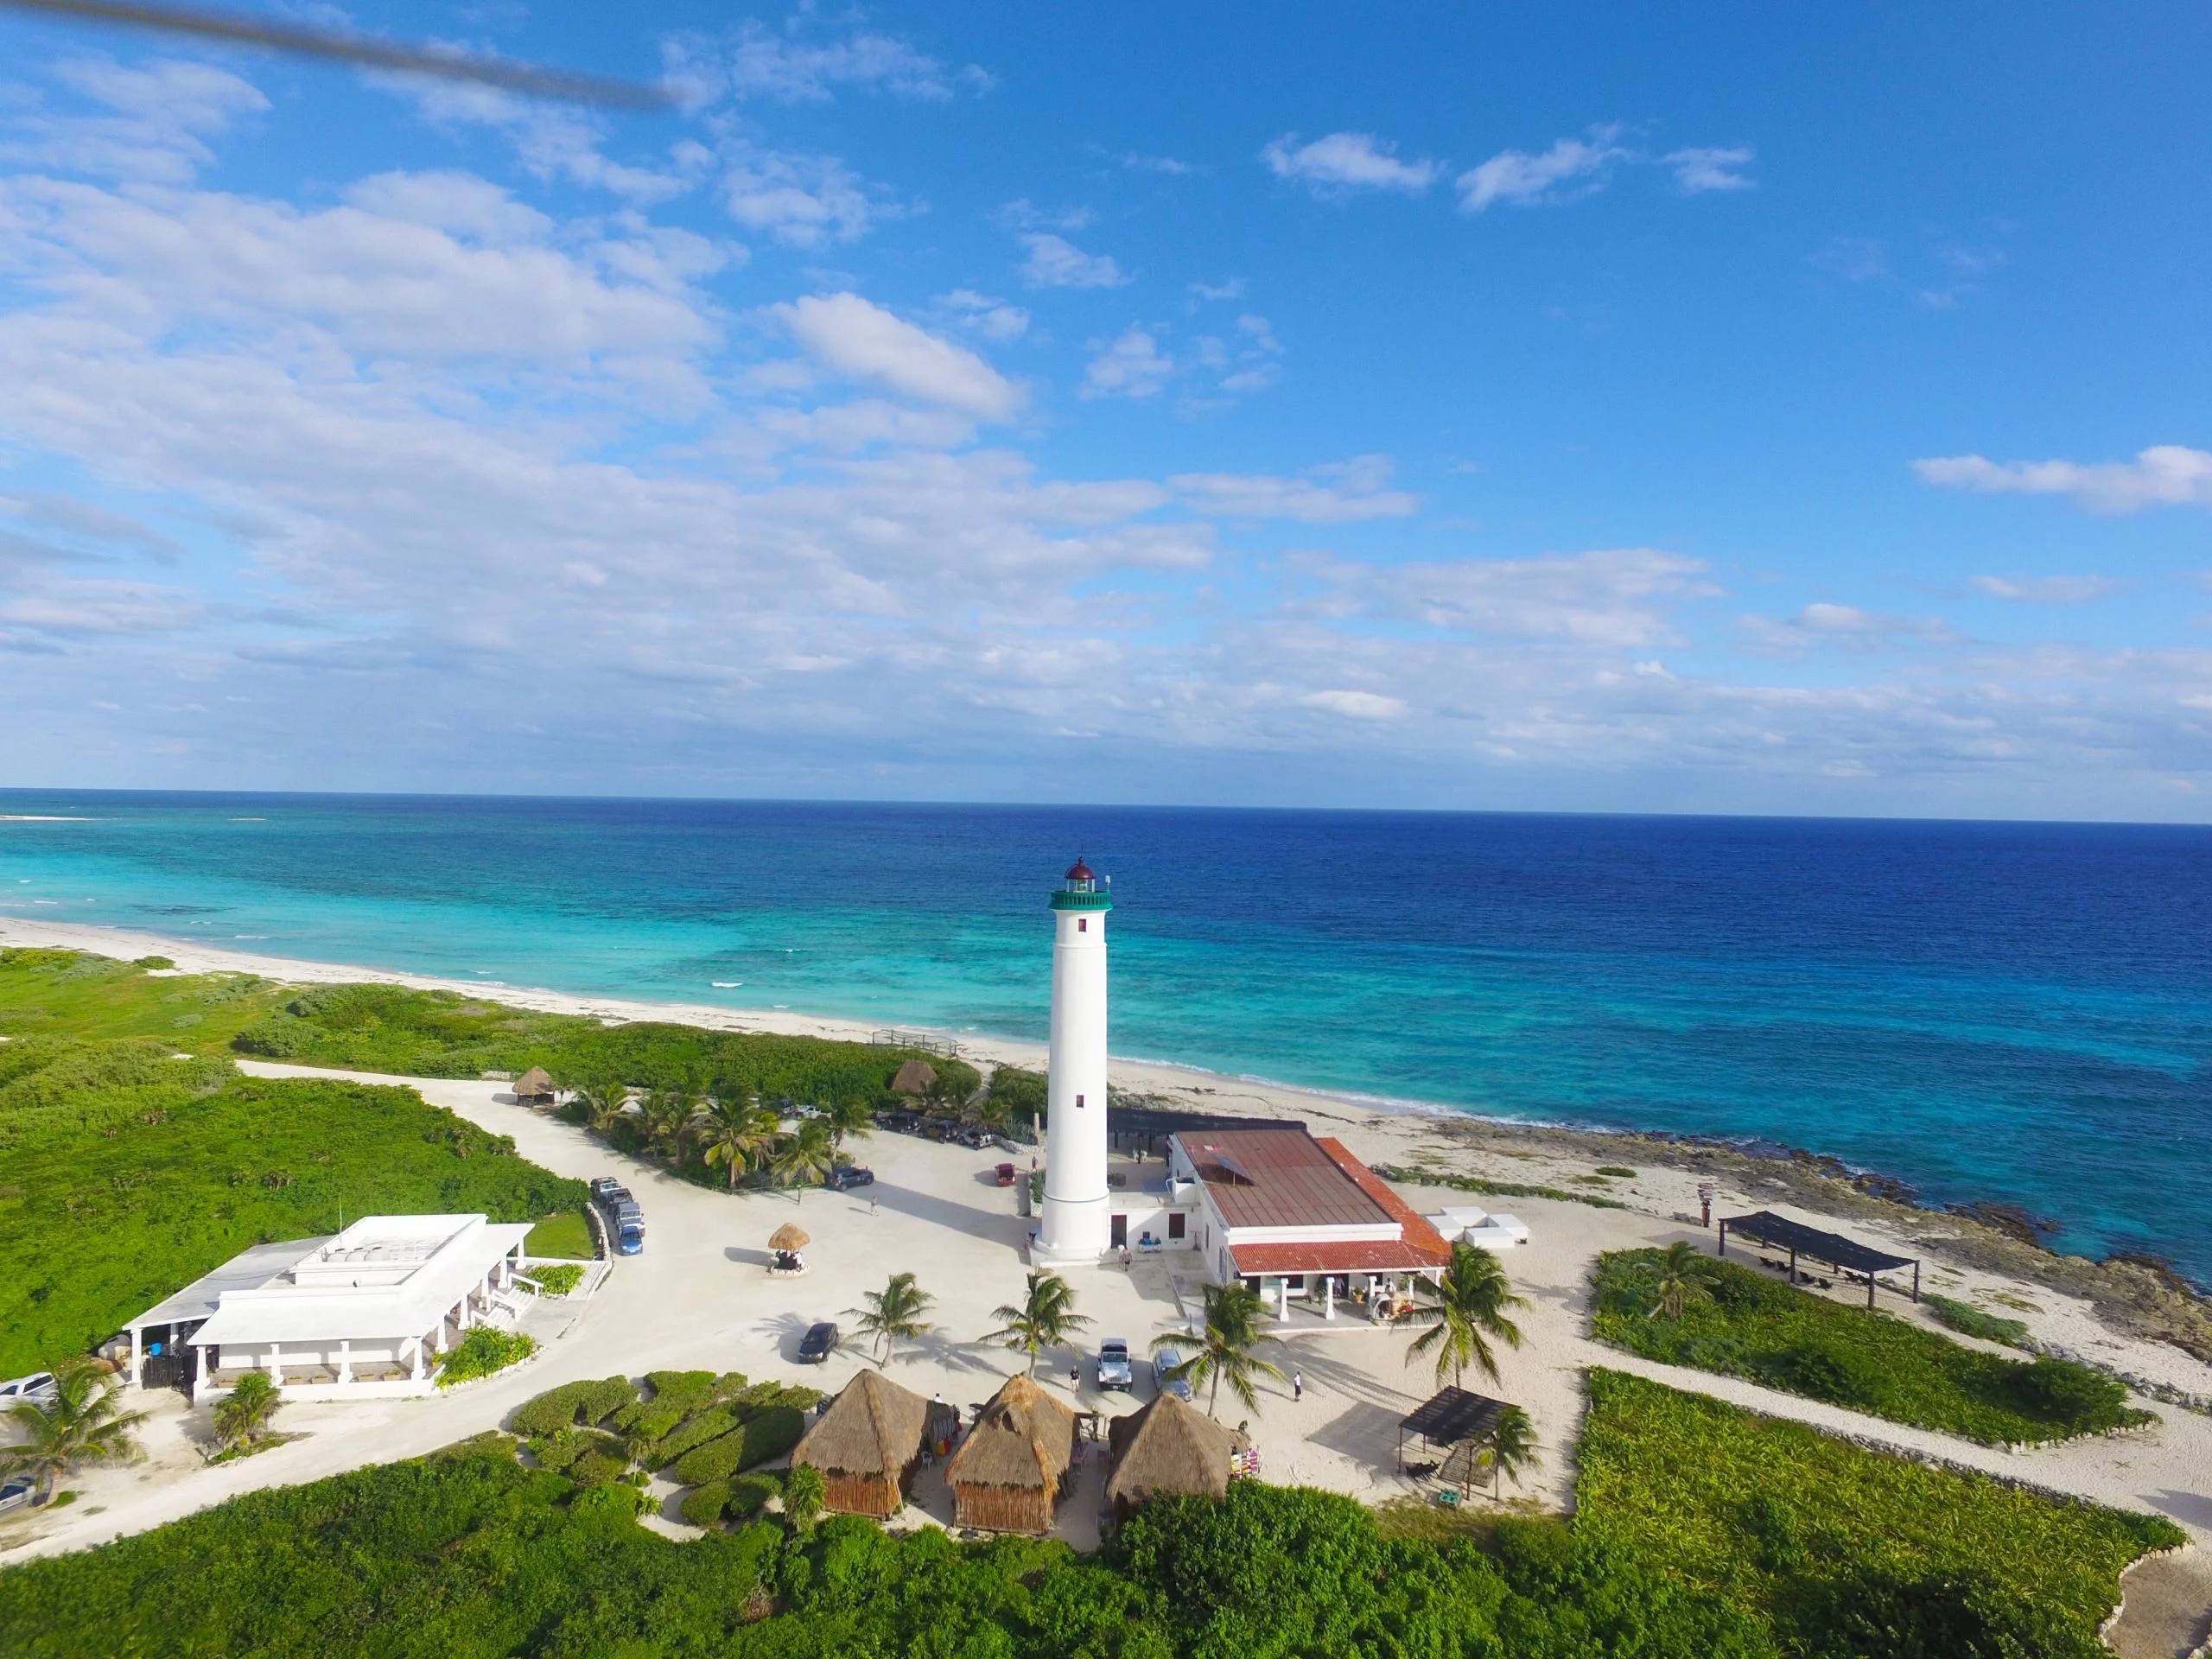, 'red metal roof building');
1166,1126,1451,1320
